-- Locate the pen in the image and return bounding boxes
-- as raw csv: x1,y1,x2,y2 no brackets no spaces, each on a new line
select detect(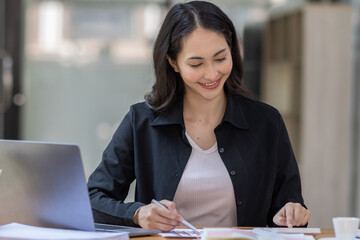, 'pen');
151,199,201,235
